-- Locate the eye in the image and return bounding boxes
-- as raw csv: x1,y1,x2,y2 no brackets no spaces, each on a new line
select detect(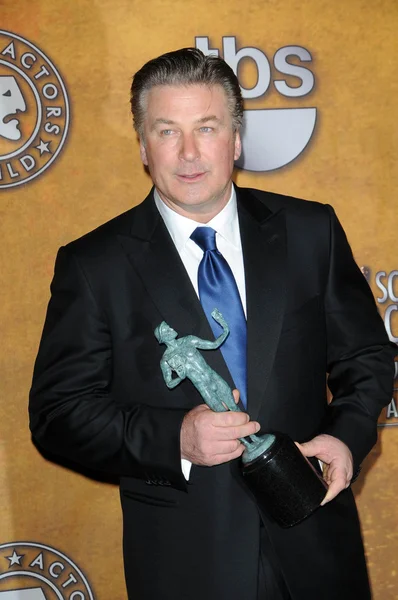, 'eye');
199,126,213,133
160,129,173,136
2,90,11,97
